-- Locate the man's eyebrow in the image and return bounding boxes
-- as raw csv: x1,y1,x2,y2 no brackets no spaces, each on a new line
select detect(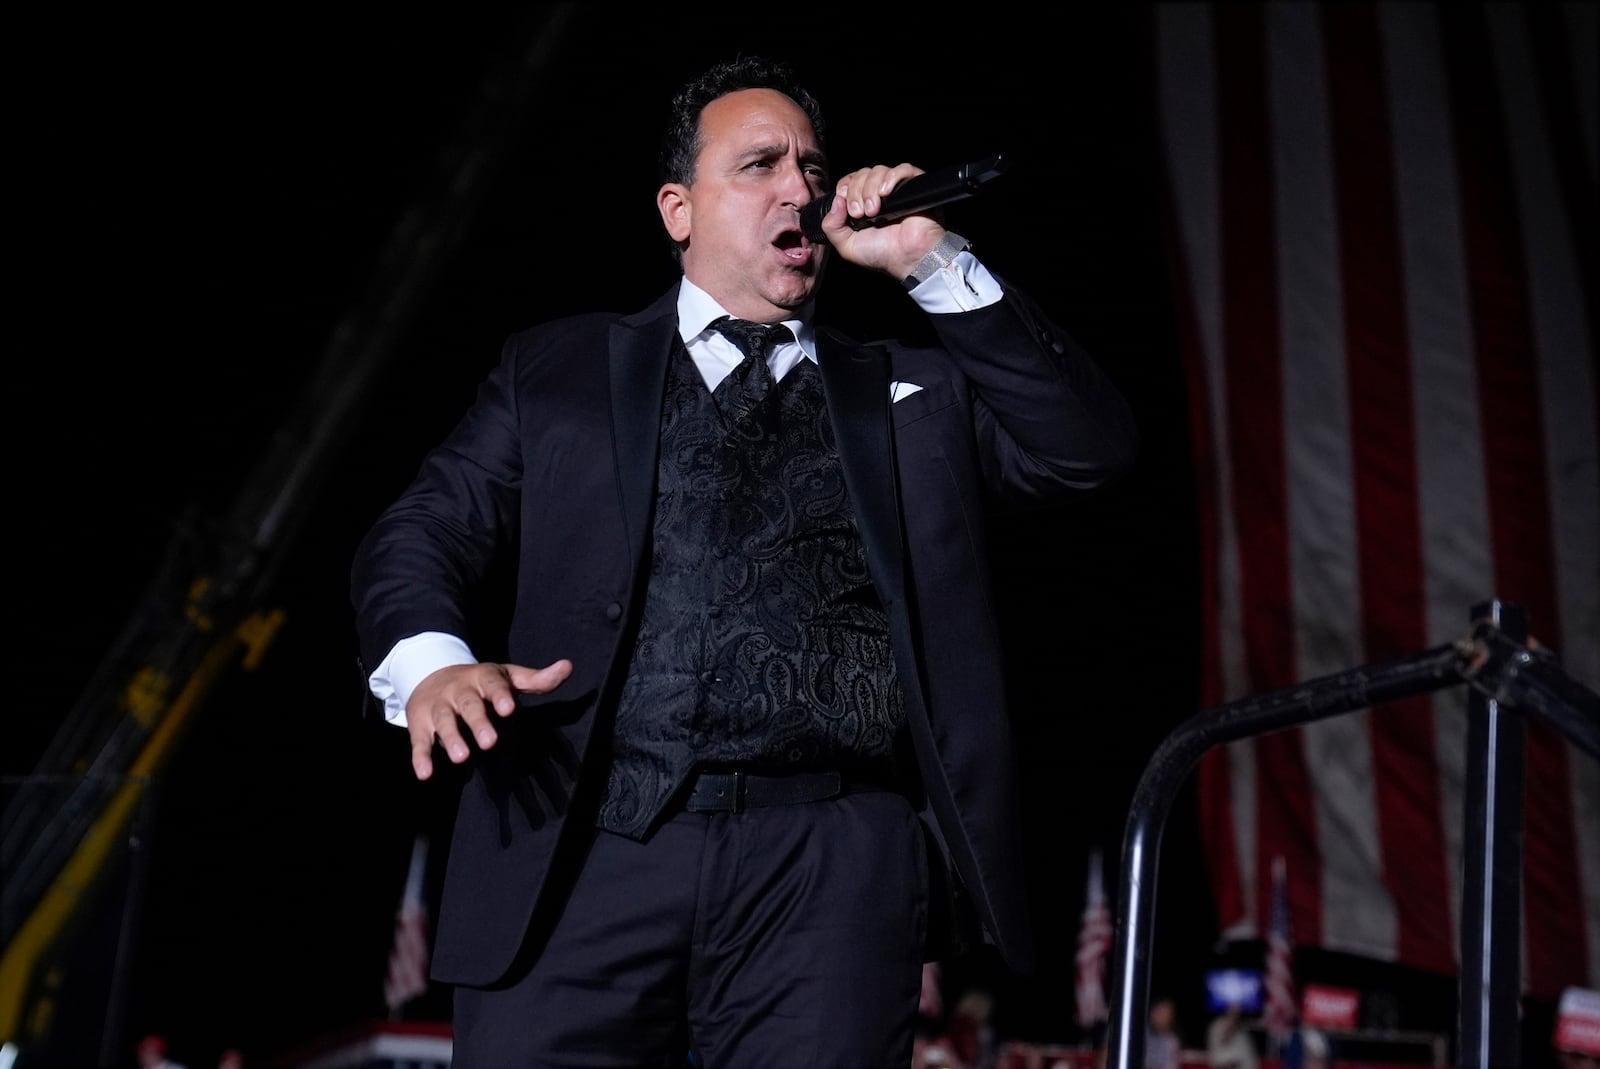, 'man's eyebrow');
736,144,829,173
739,142,787,162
